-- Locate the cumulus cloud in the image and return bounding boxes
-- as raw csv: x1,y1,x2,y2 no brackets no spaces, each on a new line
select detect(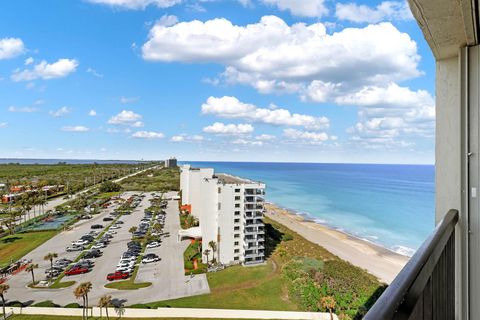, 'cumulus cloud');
283,128,329,144
0,38,24,60
260,0,328,17
336,1,413,24
86,67,103,78
203,122,254,135
131,131,165,139
0,122,7,128
170,134,204,142
142,16,420,97
232,138,263,146
255,134,276,141
8,106,37,113
108,110,144,127
24,57,34,65
11,58,78,81
49,106,71,117
86,0,182,9
88,109,97,116
61,126,90,132
202,96,329,130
